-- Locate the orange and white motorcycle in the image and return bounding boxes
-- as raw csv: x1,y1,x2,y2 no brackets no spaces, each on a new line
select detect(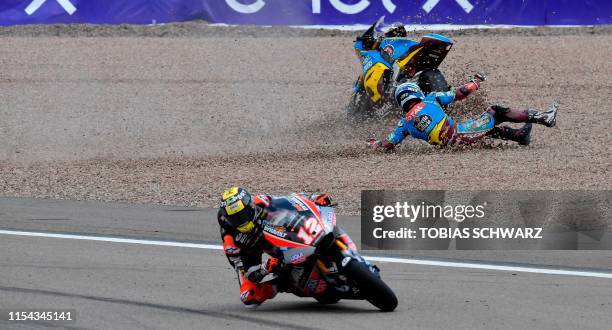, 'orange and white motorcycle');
256,194,397,311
